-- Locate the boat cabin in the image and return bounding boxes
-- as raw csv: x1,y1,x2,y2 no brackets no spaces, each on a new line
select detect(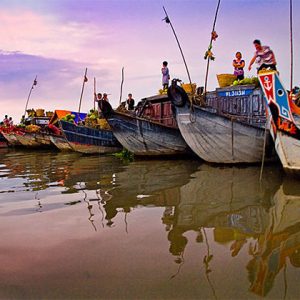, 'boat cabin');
205,84,266,127
135,94,176,127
